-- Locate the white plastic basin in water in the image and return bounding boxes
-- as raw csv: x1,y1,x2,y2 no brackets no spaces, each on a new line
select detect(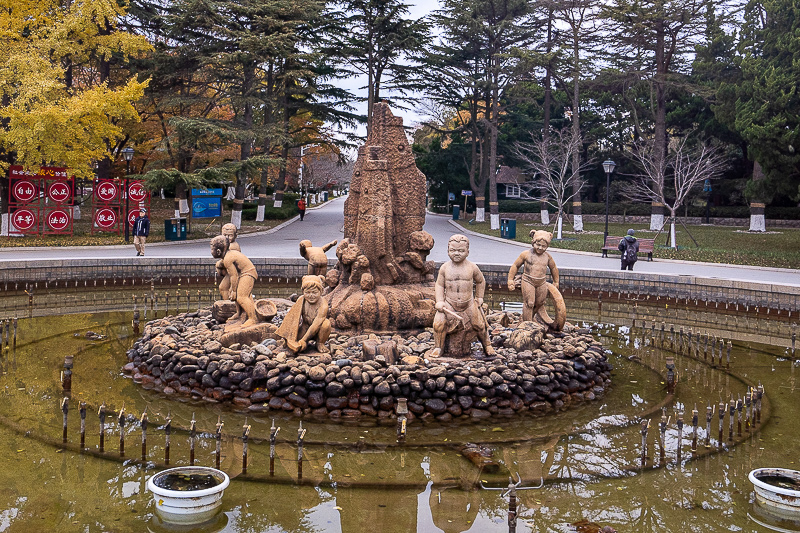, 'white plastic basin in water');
147,466,230,525
749,468,800,518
